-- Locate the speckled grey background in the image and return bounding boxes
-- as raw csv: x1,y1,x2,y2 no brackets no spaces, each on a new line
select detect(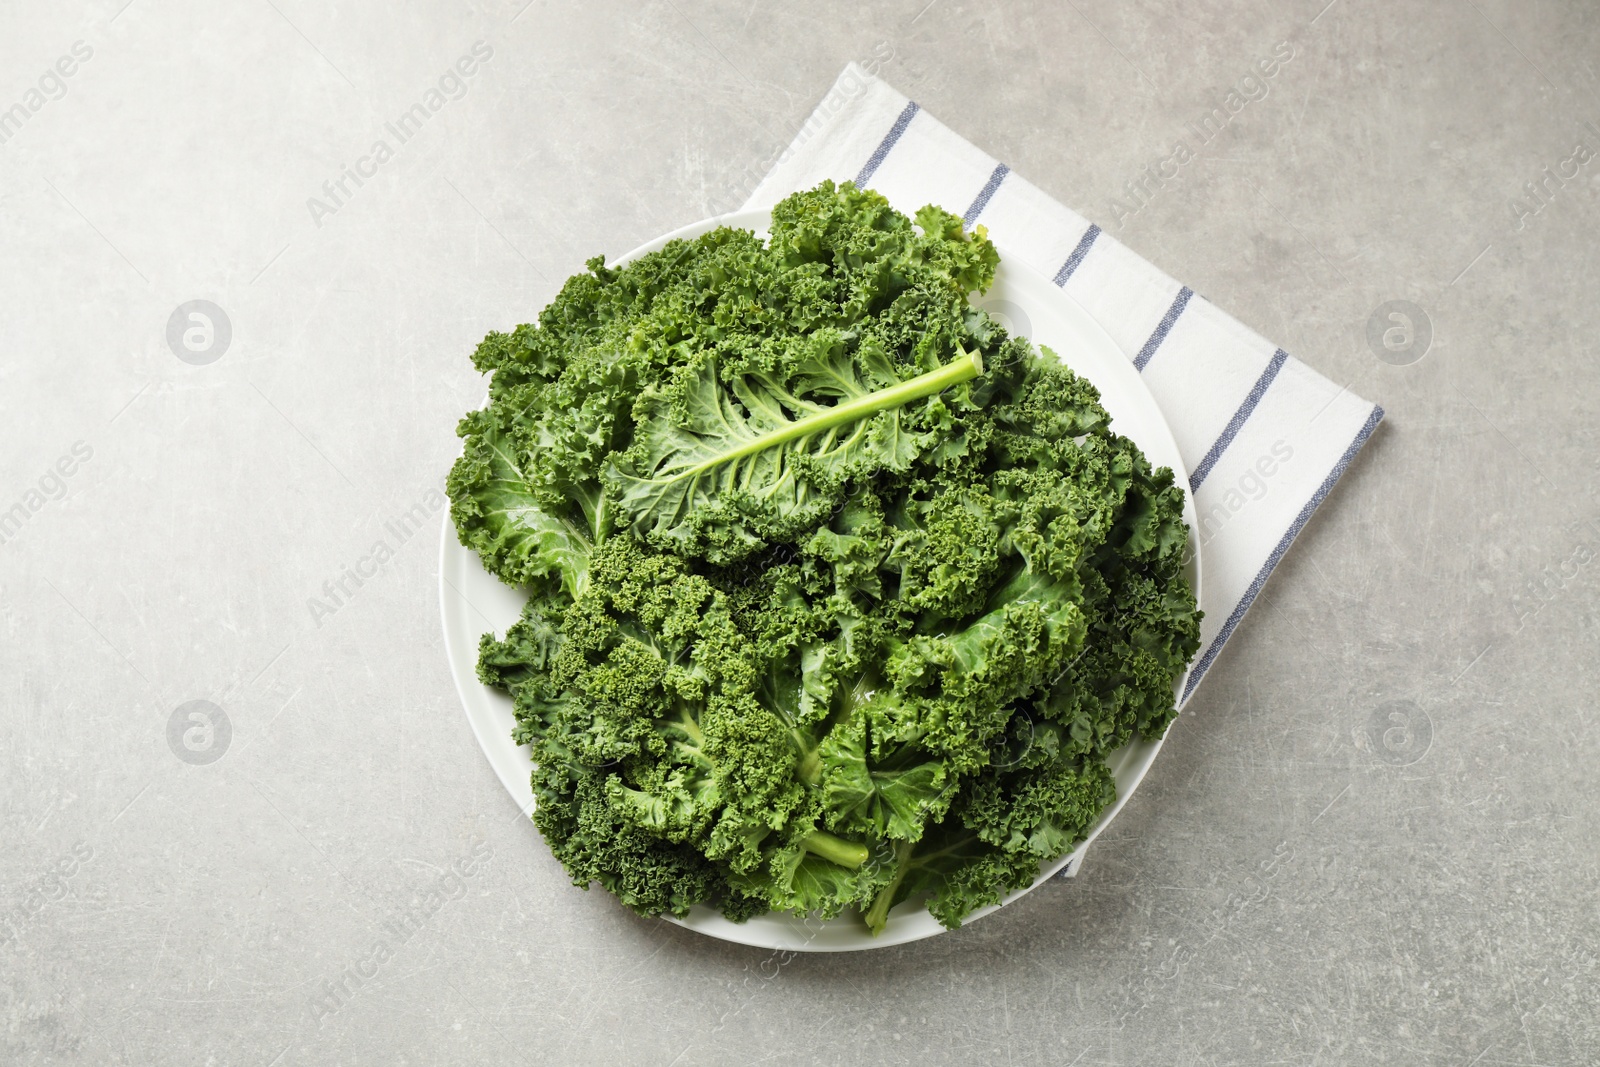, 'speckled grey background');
3,1,1597,1064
